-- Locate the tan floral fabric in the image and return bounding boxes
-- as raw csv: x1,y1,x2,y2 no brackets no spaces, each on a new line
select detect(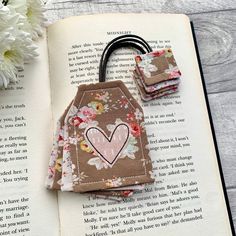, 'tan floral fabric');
46,80,154,197
134,49,181,101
